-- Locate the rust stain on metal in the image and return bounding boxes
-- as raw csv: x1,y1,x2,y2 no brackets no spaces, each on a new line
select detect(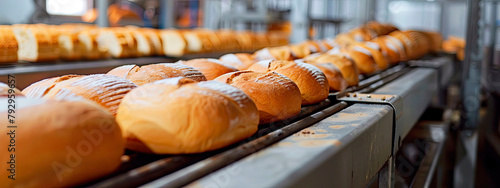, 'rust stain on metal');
298,139,342,147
